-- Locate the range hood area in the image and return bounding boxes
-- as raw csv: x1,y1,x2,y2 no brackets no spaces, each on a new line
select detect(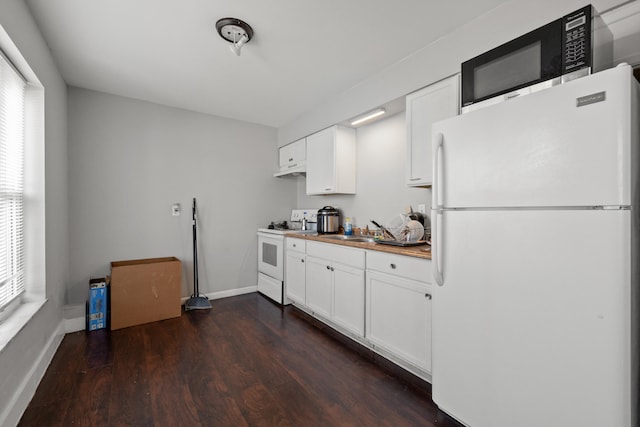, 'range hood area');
273,164,305,177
